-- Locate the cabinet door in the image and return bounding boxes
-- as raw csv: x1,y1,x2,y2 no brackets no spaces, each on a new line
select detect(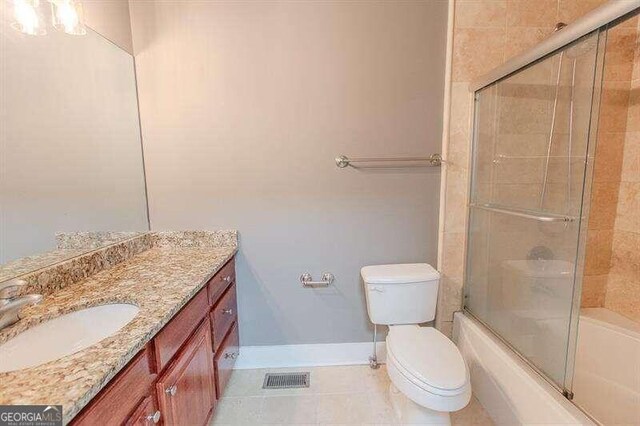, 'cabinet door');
156,320,216,426
125,396,161,426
